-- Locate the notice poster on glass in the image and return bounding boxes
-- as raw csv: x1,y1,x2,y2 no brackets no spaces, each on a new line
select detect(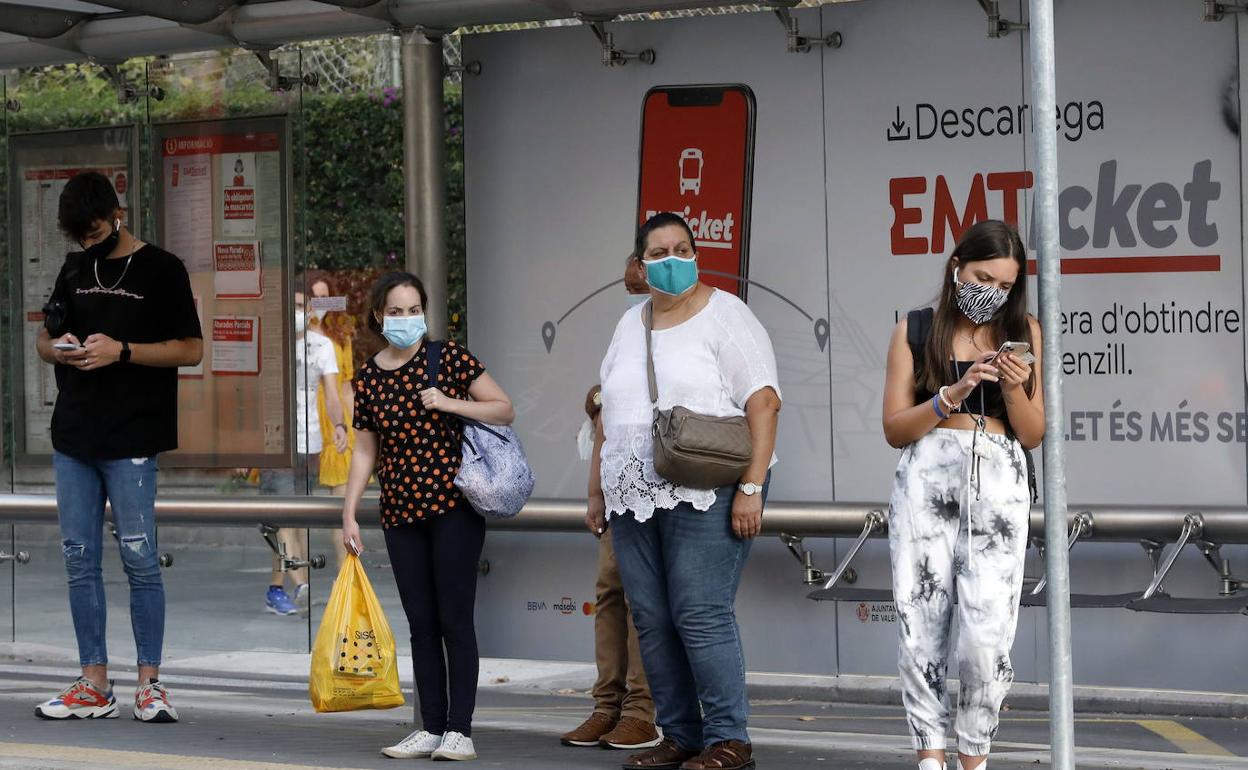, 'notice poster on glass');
213,241,262,299
211,316,261,375
156,118,290,467
163,152,212,272
220,152,257,238
8,127,137,460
